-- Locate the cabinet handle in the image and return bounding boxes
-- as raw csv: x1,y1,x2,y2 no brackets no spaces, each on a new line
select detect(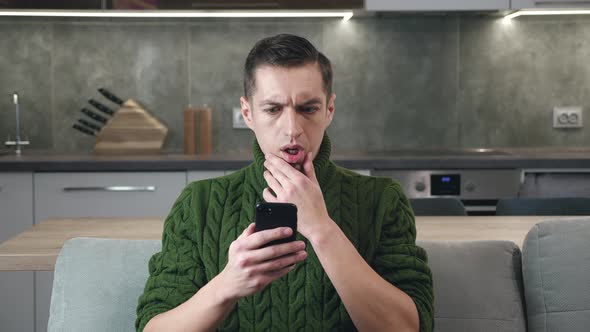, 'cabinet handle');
62,186,156,192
